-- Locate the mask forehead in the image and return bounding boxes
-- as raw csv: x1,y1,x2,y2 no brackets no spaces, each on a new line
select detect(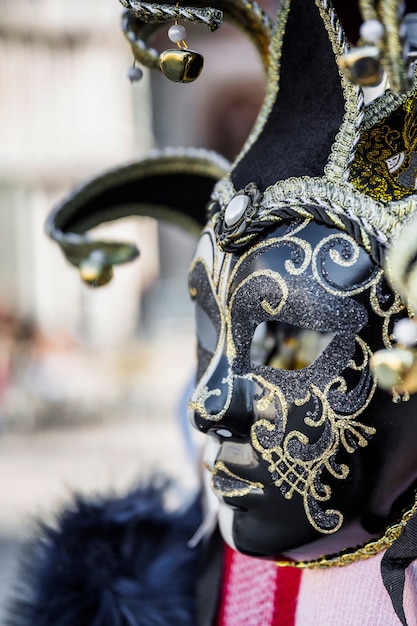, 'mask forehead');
190,219,387,383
